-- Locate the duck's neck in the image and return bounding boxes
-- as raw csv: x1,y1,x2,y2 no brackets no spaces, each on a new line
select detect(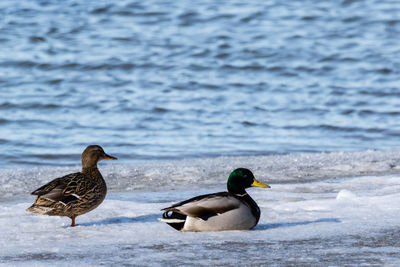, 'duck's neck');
82,165,103,180
227,185,247,196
